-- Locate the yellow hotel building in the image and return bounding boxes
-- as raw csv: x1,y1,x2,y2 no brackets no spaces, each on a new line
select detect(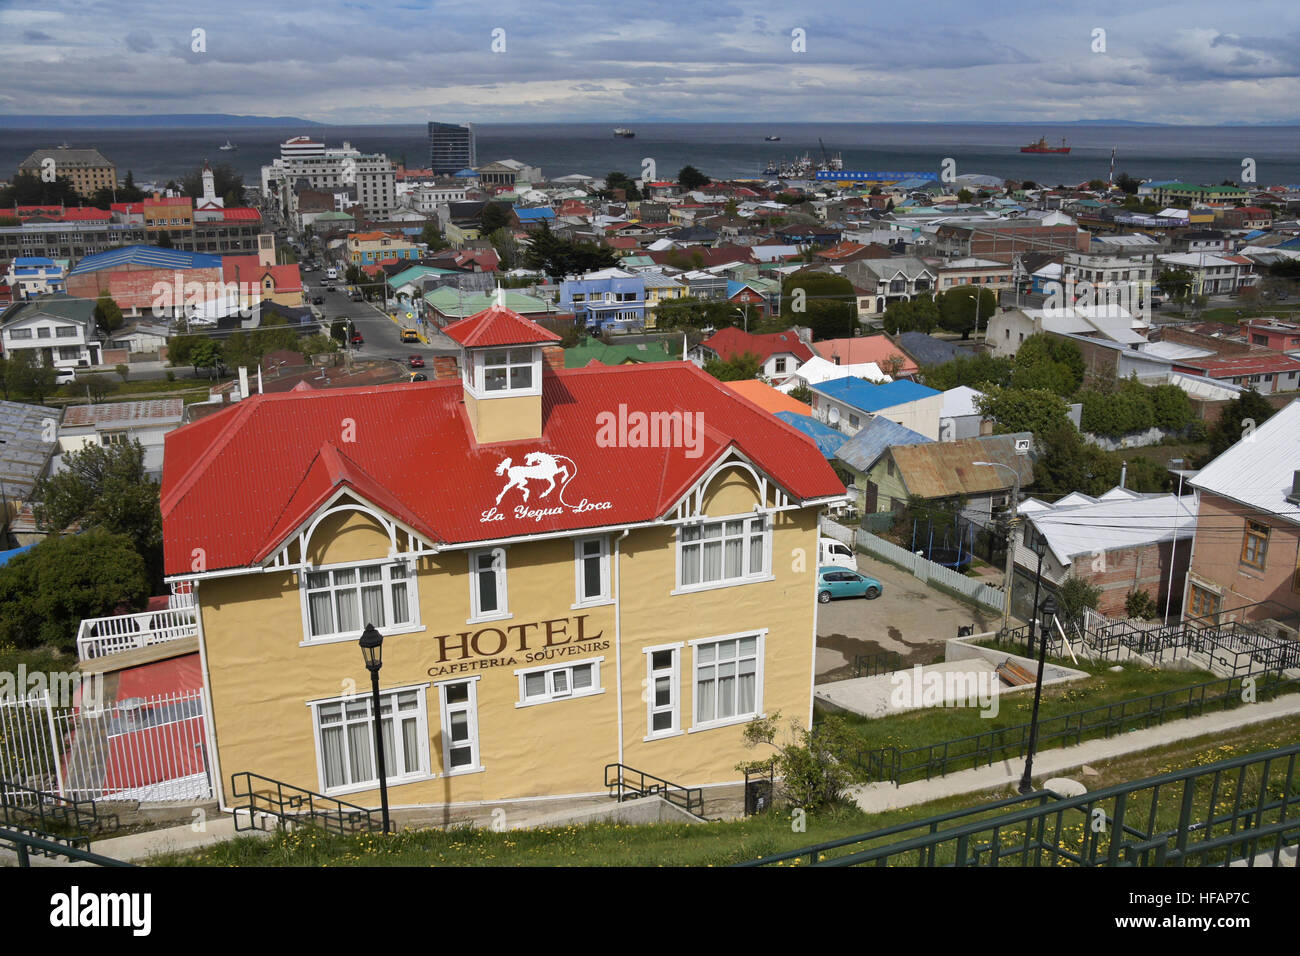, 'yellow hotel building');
160,300,846,813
